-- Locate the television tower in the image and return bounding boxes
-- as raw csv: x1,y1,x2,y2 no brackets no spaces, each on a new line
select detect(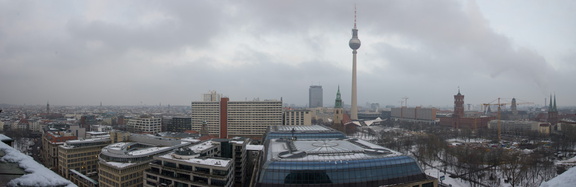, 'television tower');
349,6,361,120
